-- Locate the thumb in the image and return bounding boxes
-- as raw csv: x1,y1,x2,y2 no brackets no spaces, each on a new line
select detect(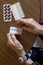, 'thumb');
22,26,34,33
